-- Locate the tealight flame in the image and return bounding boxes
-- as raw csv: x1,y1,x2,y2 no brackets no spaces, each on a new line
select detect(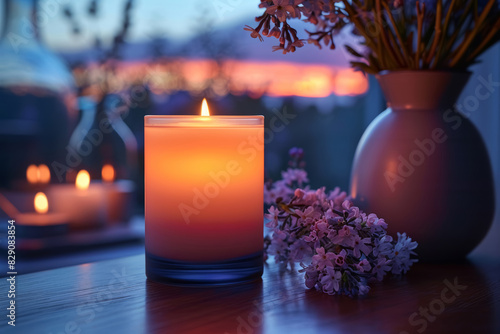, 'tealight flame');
101,164,115,183
76,170,90,190
26,164,51,184
26,165,39,184
201,98,210,116
34,192,48,214
38,164,50,184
